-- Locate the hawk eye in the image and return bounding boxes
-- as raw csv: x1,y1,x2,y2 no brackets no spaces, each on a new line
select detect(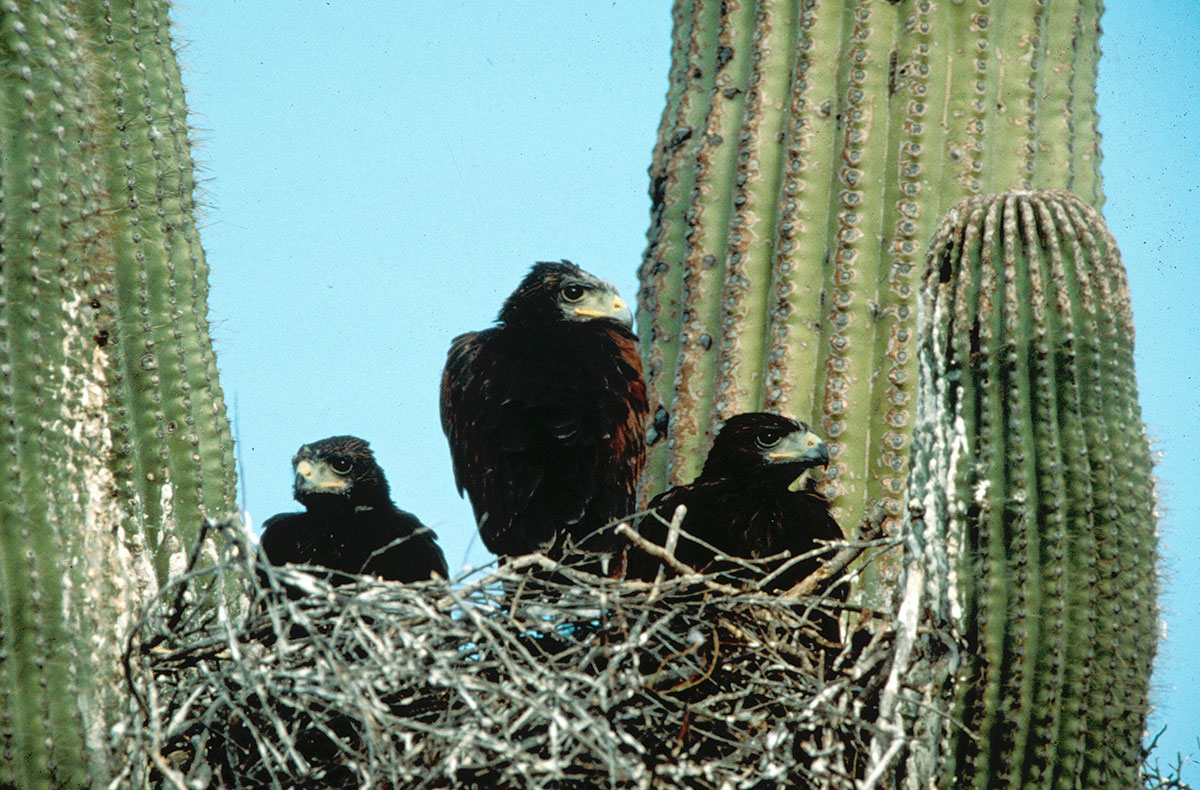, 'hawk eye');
755,431,784,449
329,456,354,475
561,284,586,302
